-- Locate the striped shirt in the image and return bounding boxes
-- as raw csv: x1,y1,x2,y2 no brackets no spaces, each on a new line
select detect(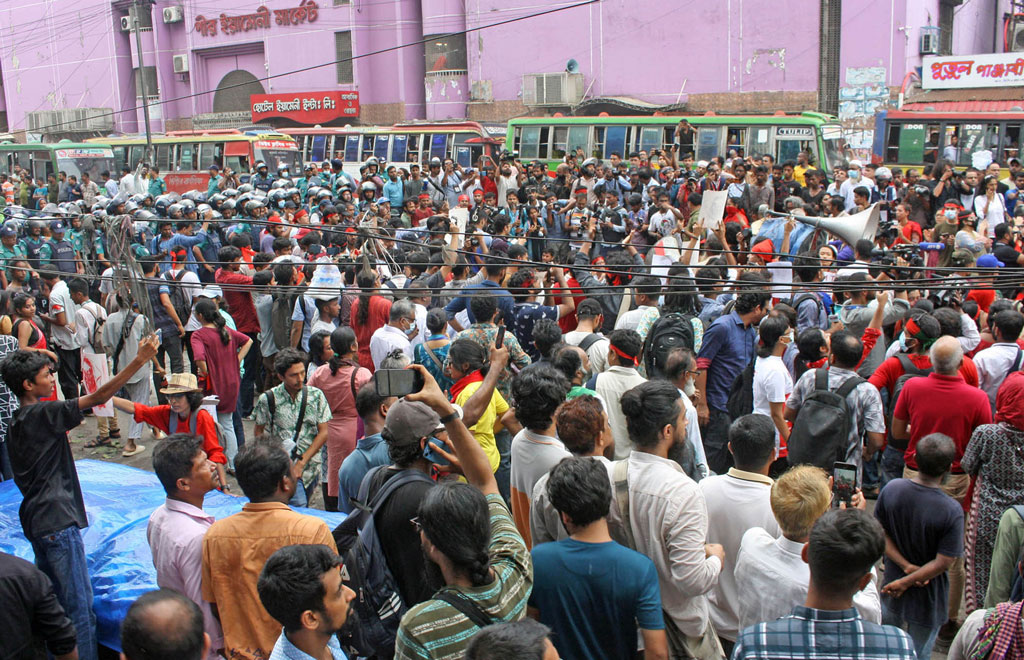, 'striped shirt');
394,494,533,660
732,606,916,660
